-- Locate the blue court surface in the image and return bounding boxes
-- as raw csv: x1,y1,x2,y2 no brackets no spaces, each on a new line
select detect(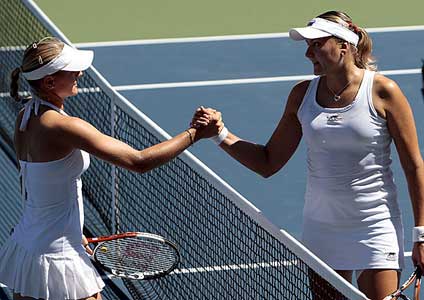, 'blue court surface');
77,28,424,281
